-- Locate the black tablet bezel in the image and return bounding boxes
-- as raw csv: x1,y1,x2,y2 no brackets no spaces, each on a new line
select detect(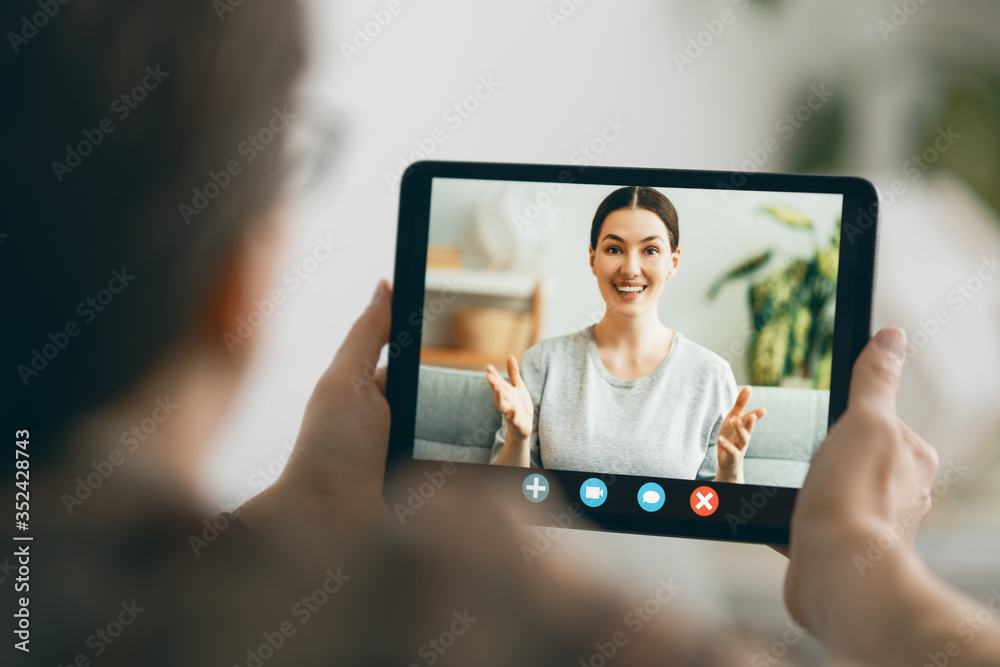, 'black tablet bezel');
384,160,878,546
